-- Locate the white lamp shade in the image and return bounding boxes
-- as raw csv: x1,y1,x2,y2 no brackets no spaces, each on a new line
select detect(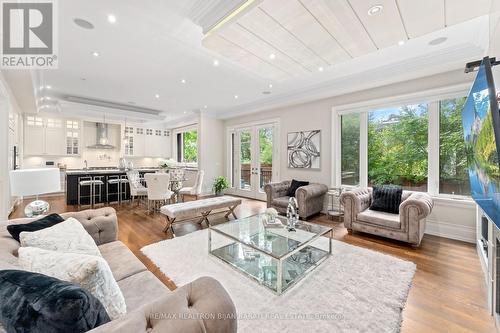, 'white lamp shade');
10,168,61,196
